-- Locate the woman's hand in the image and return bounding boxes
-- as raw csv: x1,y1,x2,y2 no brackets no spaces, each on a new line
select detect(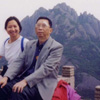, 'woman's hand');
0,75,3,81
0,77,8,88
12,79,27,93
